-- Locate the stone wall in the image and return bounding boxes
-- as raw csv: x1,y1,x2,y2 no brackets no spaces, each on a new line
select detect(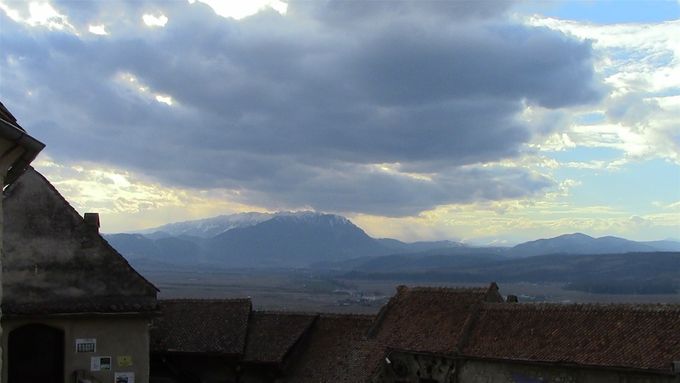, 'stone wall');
371,351,457,383
458,360,680,383
151,354,238,383
2,315,151,383
371,355,680,383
